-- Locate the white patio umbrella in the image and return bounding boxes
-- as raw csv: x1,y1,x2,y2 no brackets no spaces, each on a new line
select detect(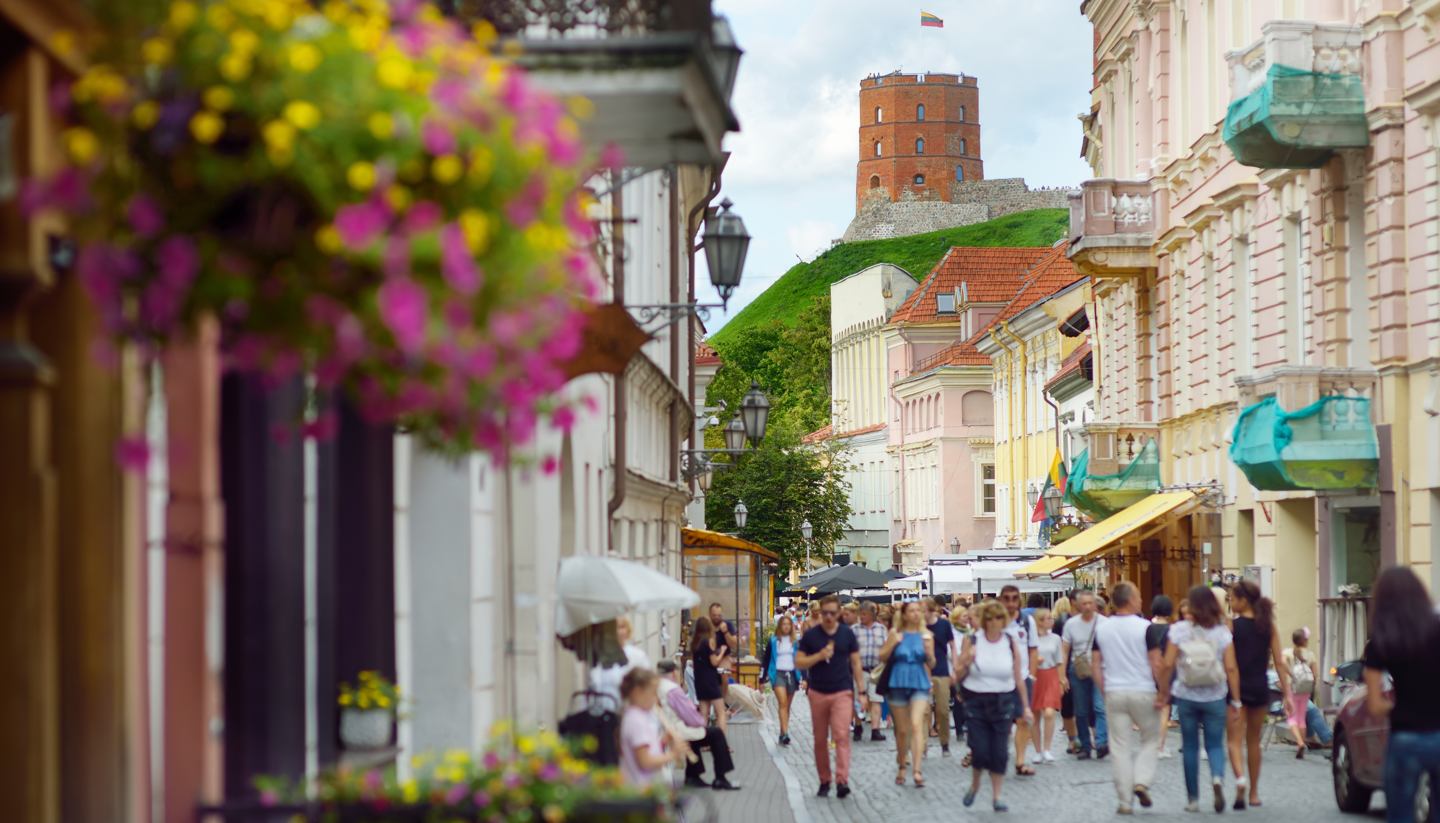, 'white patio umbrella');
555,555,701,636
